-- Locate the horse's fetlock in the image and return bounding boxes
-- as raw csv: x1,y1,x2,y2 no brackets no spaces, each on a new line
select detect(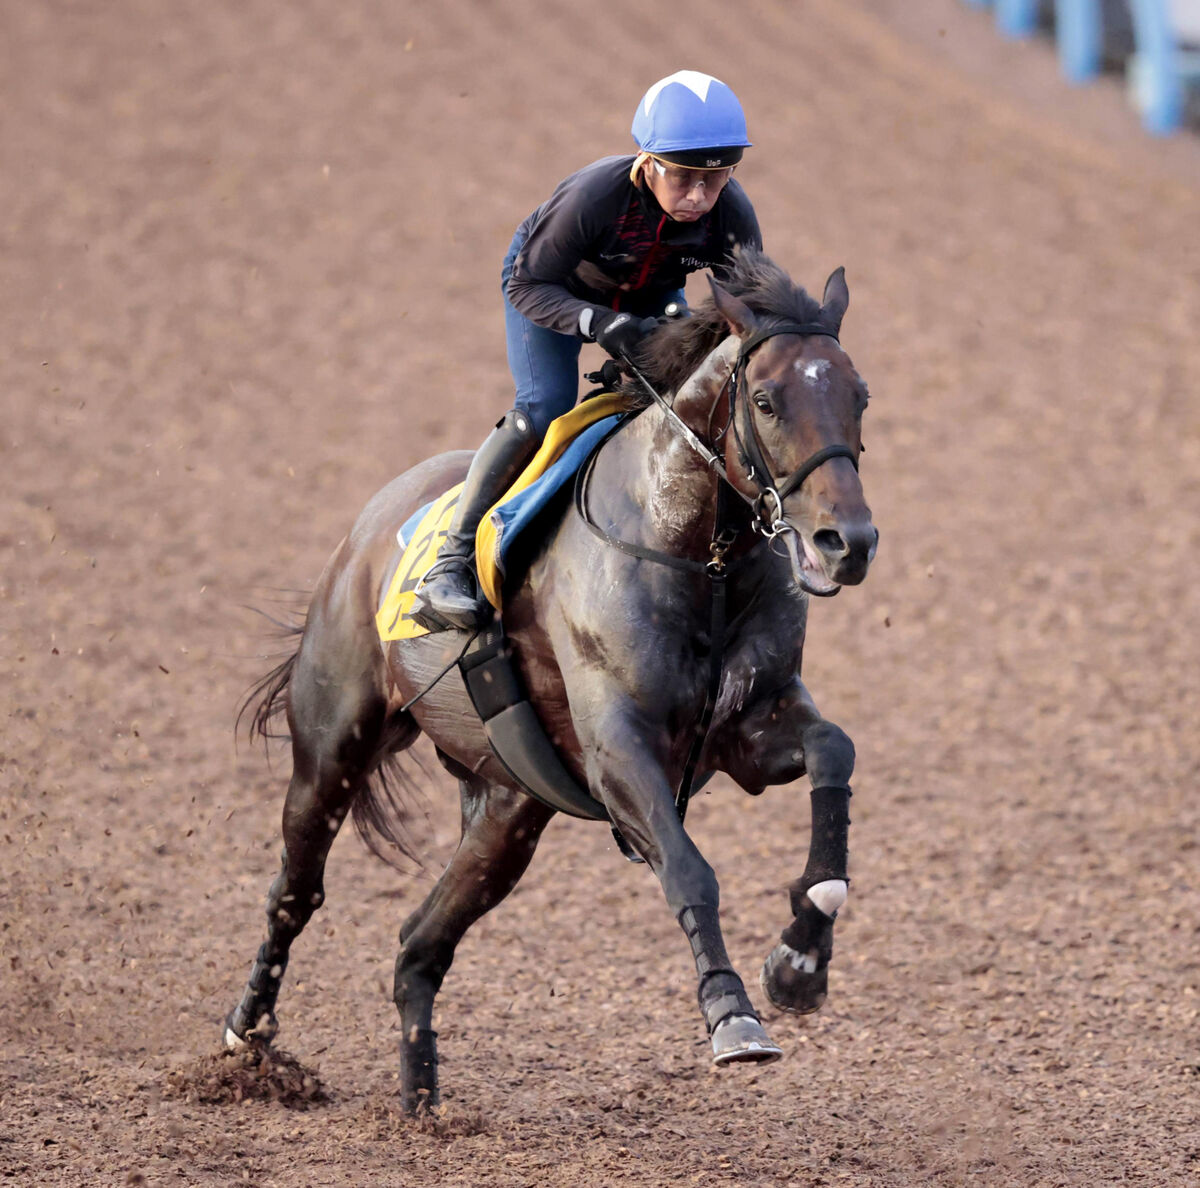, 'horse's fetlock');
805,878,848,918
780,904,835,964
698,973,756,1034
